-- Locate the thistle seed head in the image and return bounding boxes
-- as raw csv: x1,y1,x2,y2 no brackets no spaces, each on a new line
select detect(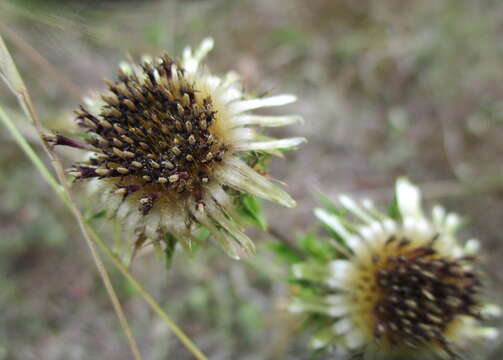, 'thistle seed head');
57,39,304,260
353,234,481,357
290,179,500,359
72,54,226,211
